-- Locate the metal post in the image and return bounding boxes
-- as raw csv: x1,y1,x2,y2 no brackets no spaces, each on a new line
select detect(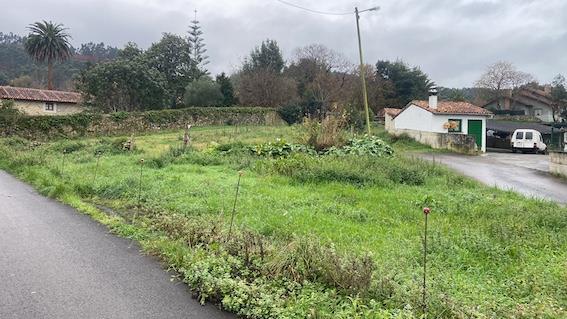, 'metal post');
355,7,372,136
